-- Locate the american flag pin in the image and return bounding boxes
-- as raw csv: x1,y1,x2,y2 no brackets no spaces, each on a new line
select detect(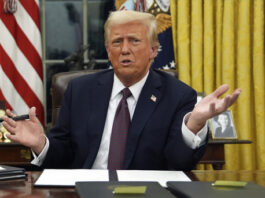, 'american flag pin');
150,95,157,102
